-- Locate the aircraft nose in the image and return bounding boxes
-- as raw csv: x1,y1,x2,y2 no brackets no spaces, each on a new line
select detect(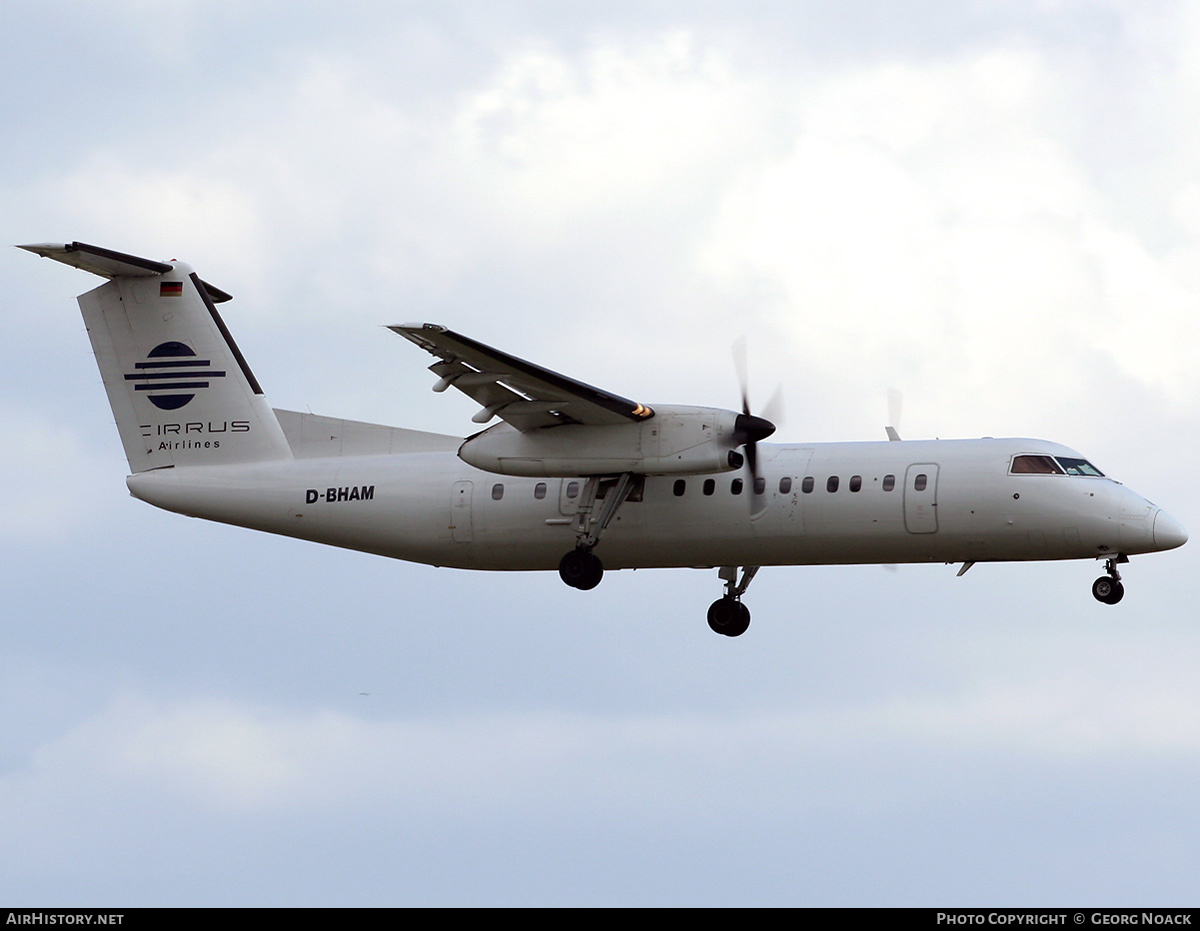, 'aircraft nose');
1153,509,1189,550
